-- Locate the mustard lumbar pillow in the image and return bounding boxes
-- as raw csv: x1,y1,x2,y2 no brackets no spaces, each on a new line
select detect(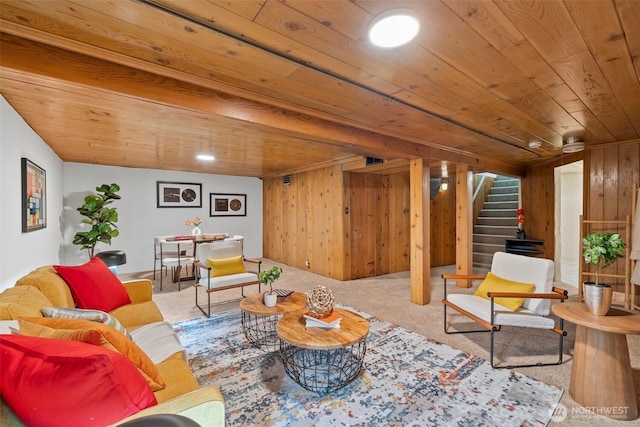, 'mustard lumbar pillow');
206,255,247,277
474,272,536,311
